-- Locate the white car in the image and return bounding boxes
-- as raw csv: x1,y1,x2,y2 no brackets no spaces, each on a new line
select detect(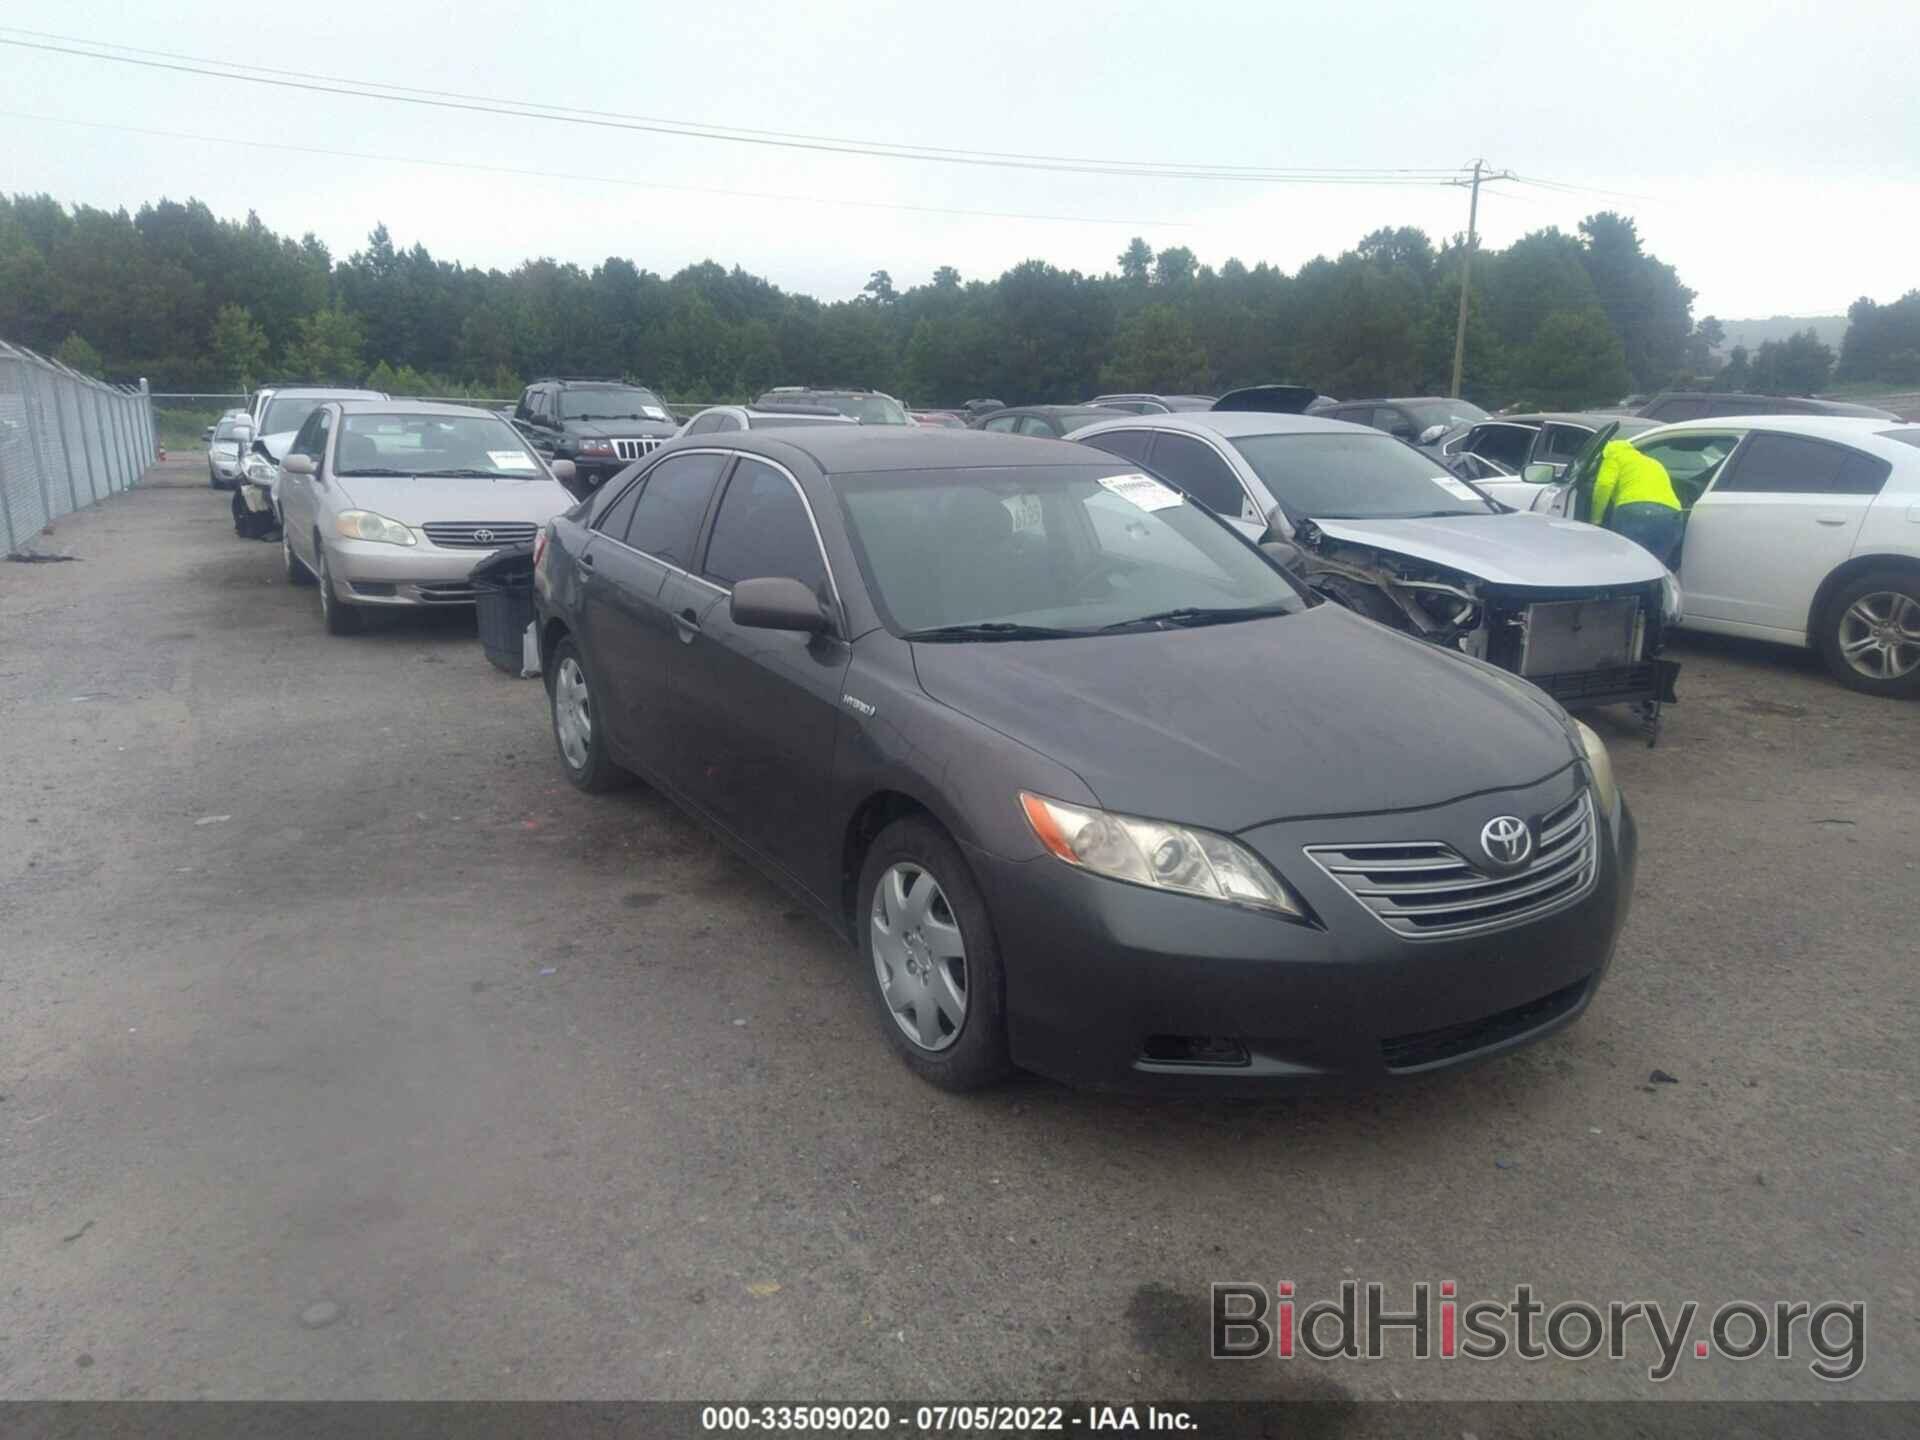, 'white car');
1518,417,1920,697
